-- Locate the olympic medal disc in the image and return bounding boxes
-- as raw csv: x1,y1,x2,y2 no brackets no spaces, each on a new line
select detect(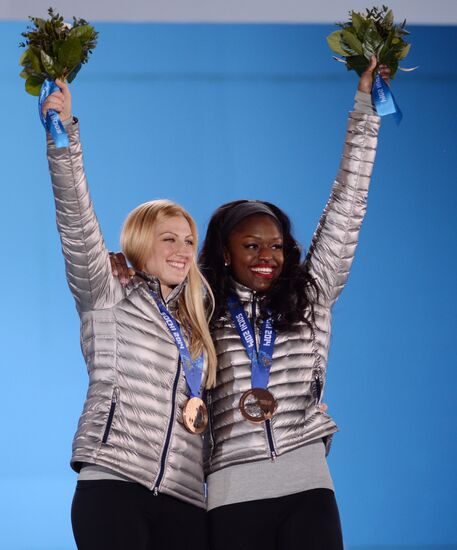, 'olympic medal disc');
239,388,277,423
182,397,208,434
